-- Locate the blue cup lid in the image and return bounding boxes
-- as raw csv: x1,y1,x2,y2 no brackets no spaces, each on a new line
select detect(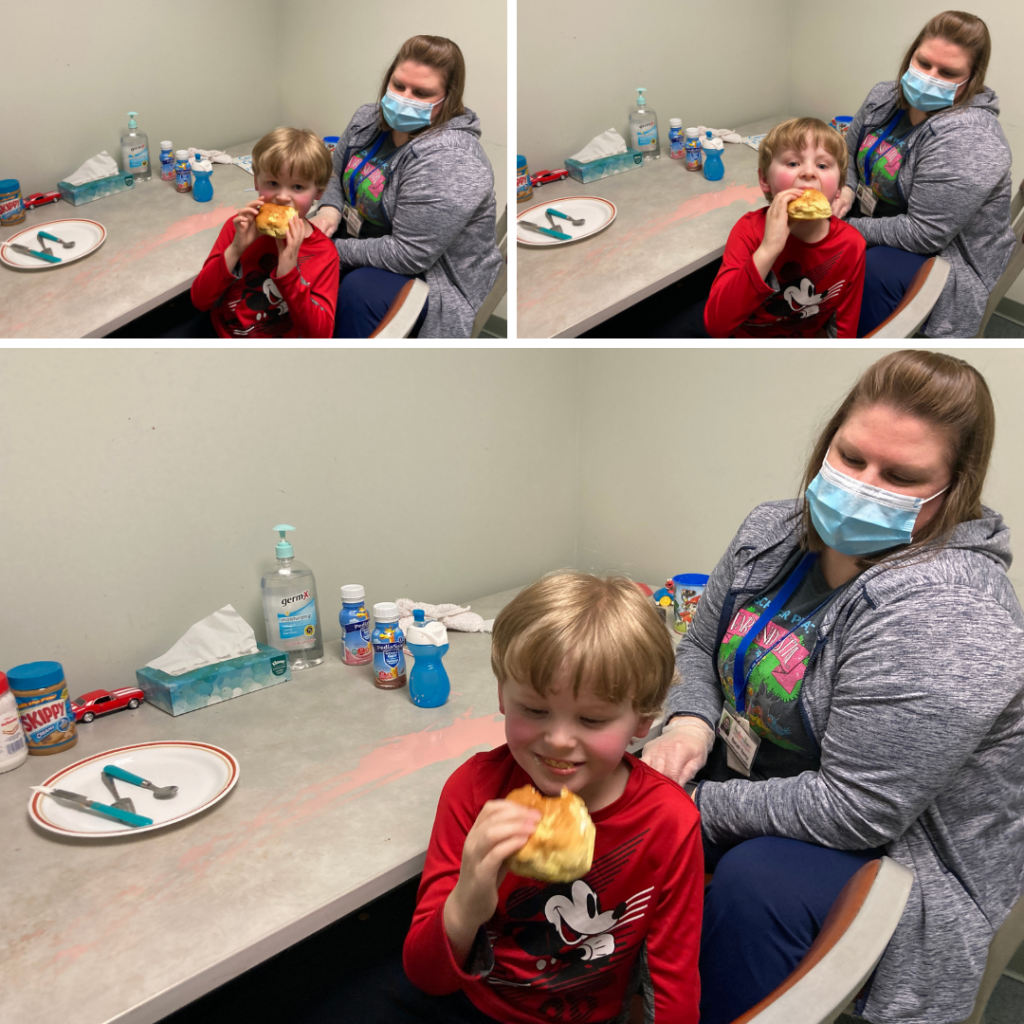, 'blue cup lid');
323,135,340,142
7,660,65,691
0,179,21,192
672,573,709,588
